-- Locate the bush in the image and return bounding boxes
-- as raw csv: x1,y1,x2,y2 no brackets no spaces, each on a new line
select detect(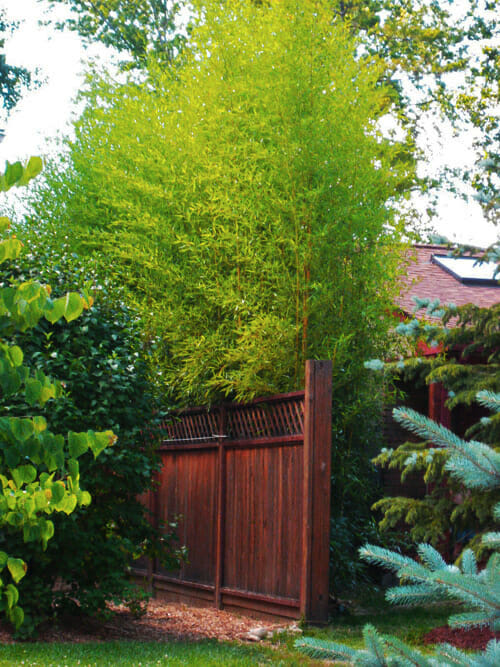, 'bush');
0,238,180,634
0,157,114,631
